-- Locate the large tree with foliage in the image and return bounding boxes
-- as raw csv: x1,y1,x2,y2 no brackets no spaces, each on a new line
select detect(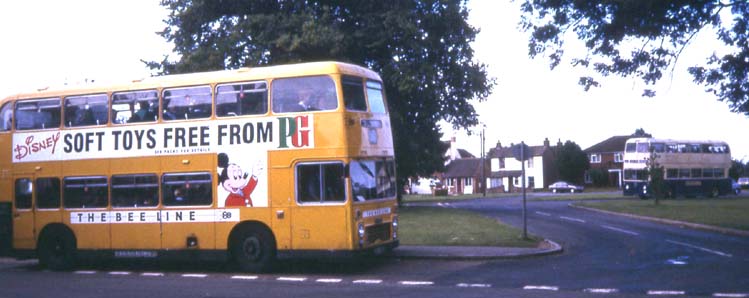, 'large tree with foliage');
520,1,749,115
147,0,493,193
556,140,589,184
